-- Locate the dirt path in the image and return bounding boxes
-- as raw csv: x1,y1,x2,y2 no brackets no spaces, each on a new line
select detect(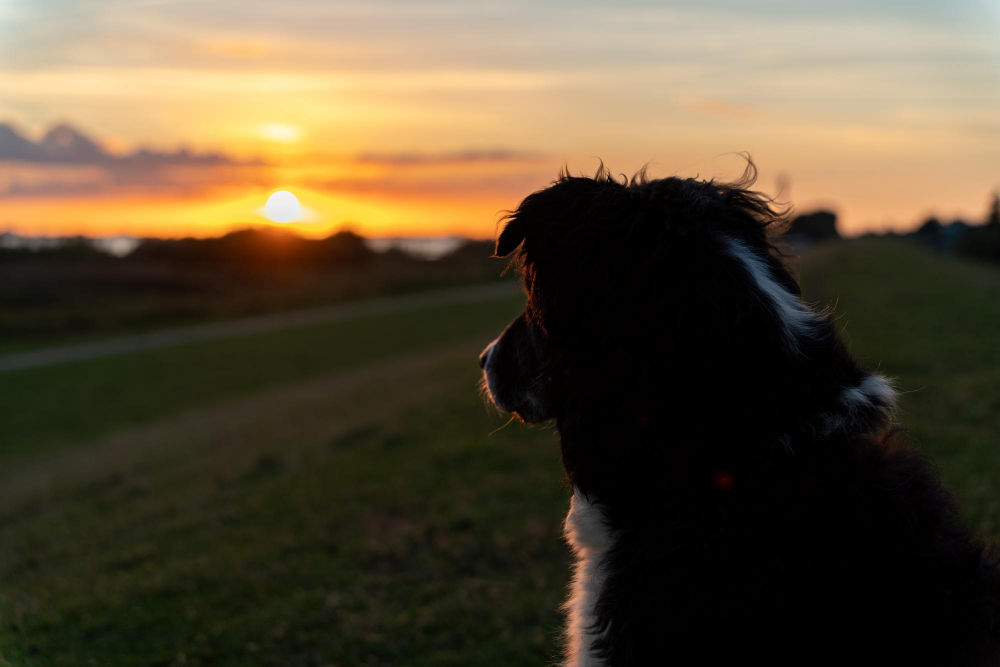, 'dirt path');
0,340,487,515
0,281,520,373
